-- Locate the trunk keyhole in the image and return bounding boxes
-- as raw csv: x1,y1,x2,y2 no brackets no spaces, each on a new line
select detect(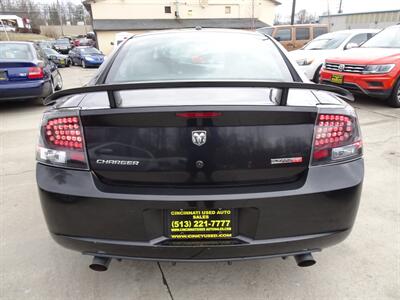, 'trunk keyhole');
195,160,205,169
